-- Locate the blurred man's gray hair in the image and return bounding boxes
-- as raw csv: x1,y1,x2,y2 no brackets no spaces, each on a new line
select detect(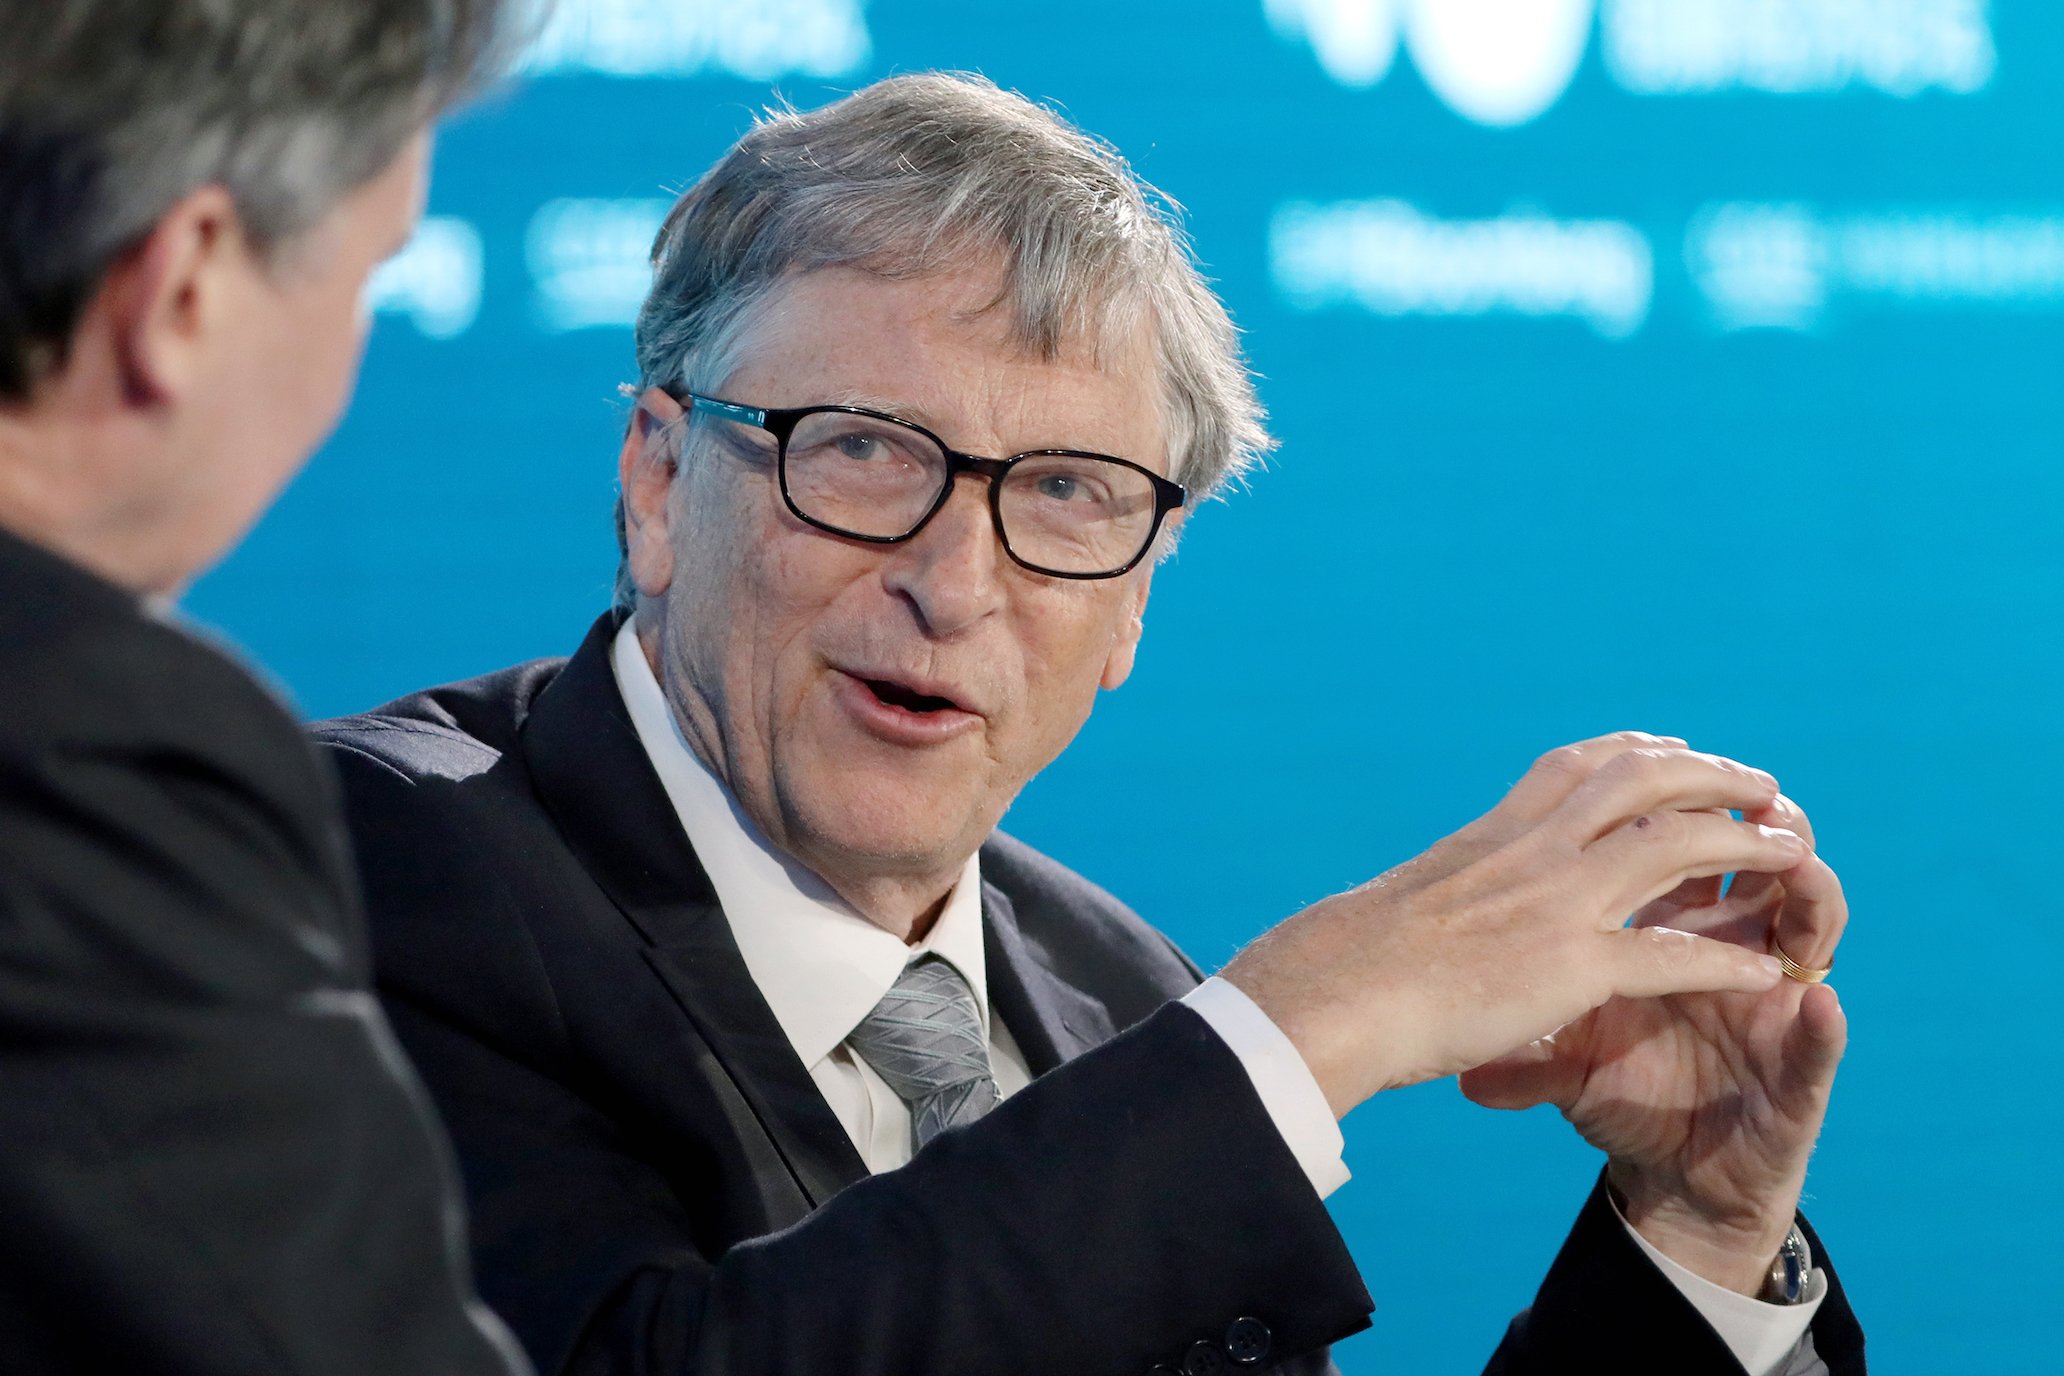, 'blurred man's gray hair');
0,0,532,399
622,72,1273,609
